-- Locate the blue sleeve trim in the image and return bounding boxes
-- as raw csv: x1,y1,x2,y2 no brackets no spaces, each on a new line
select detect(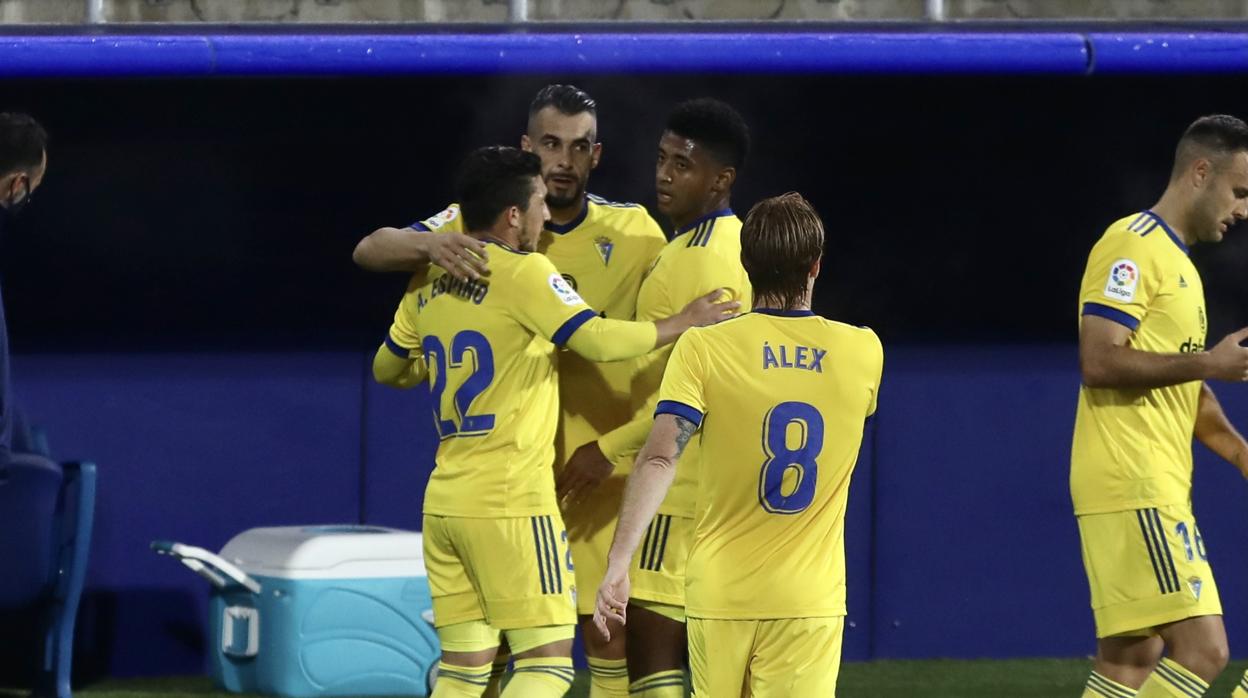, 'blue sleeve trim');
409,221,431,232
1082,302,1141,331
655,400,704,429
551,309,598,348
384,335,412,358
